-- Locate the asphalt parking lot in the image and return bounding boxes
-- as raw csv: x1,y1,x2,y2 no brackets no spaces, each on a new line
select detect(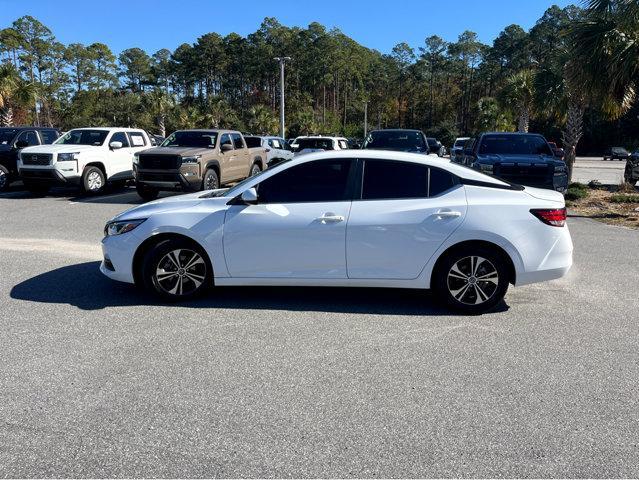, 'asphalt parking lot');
1,181,638,477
